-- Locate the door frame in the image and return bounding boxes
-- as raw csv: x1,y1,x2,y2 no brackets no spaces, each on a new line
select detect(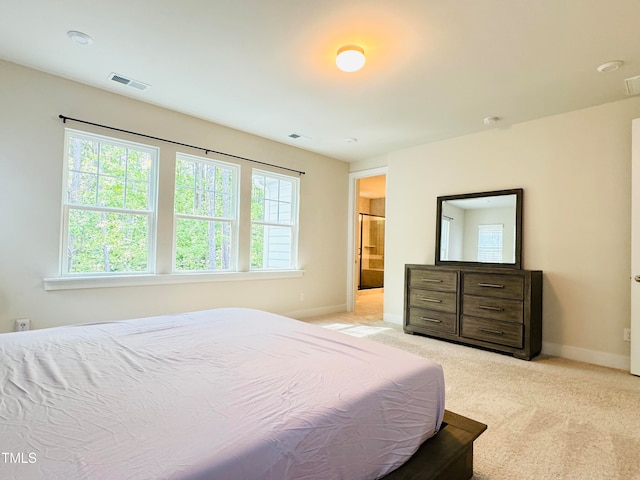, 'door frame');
346,167,388,311
631,118,640,375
